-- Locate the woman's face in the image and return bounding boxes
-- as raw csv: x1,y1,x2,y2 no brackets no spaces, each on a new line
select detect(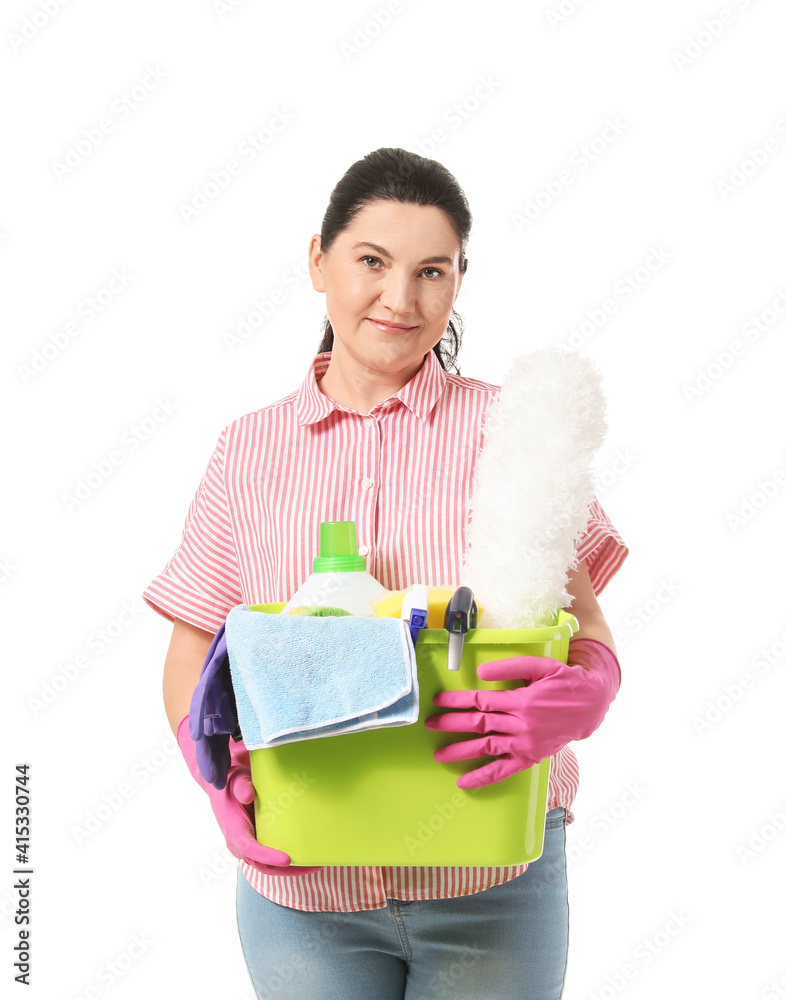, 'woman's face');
309,199,464,376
